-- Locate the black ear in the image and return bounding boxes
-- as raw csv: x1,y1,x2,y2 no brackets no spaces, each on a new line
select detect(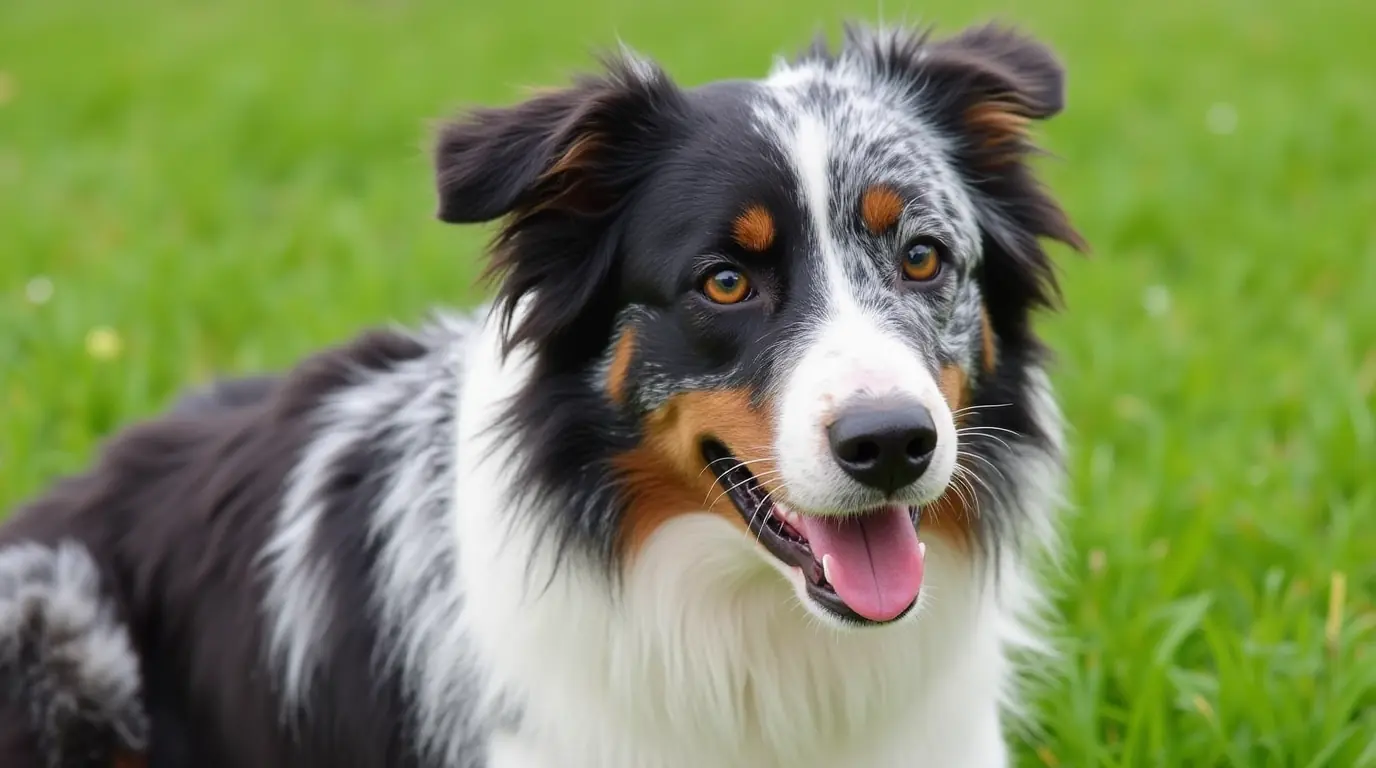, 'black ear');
432,52,686,351
433,55,678,224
